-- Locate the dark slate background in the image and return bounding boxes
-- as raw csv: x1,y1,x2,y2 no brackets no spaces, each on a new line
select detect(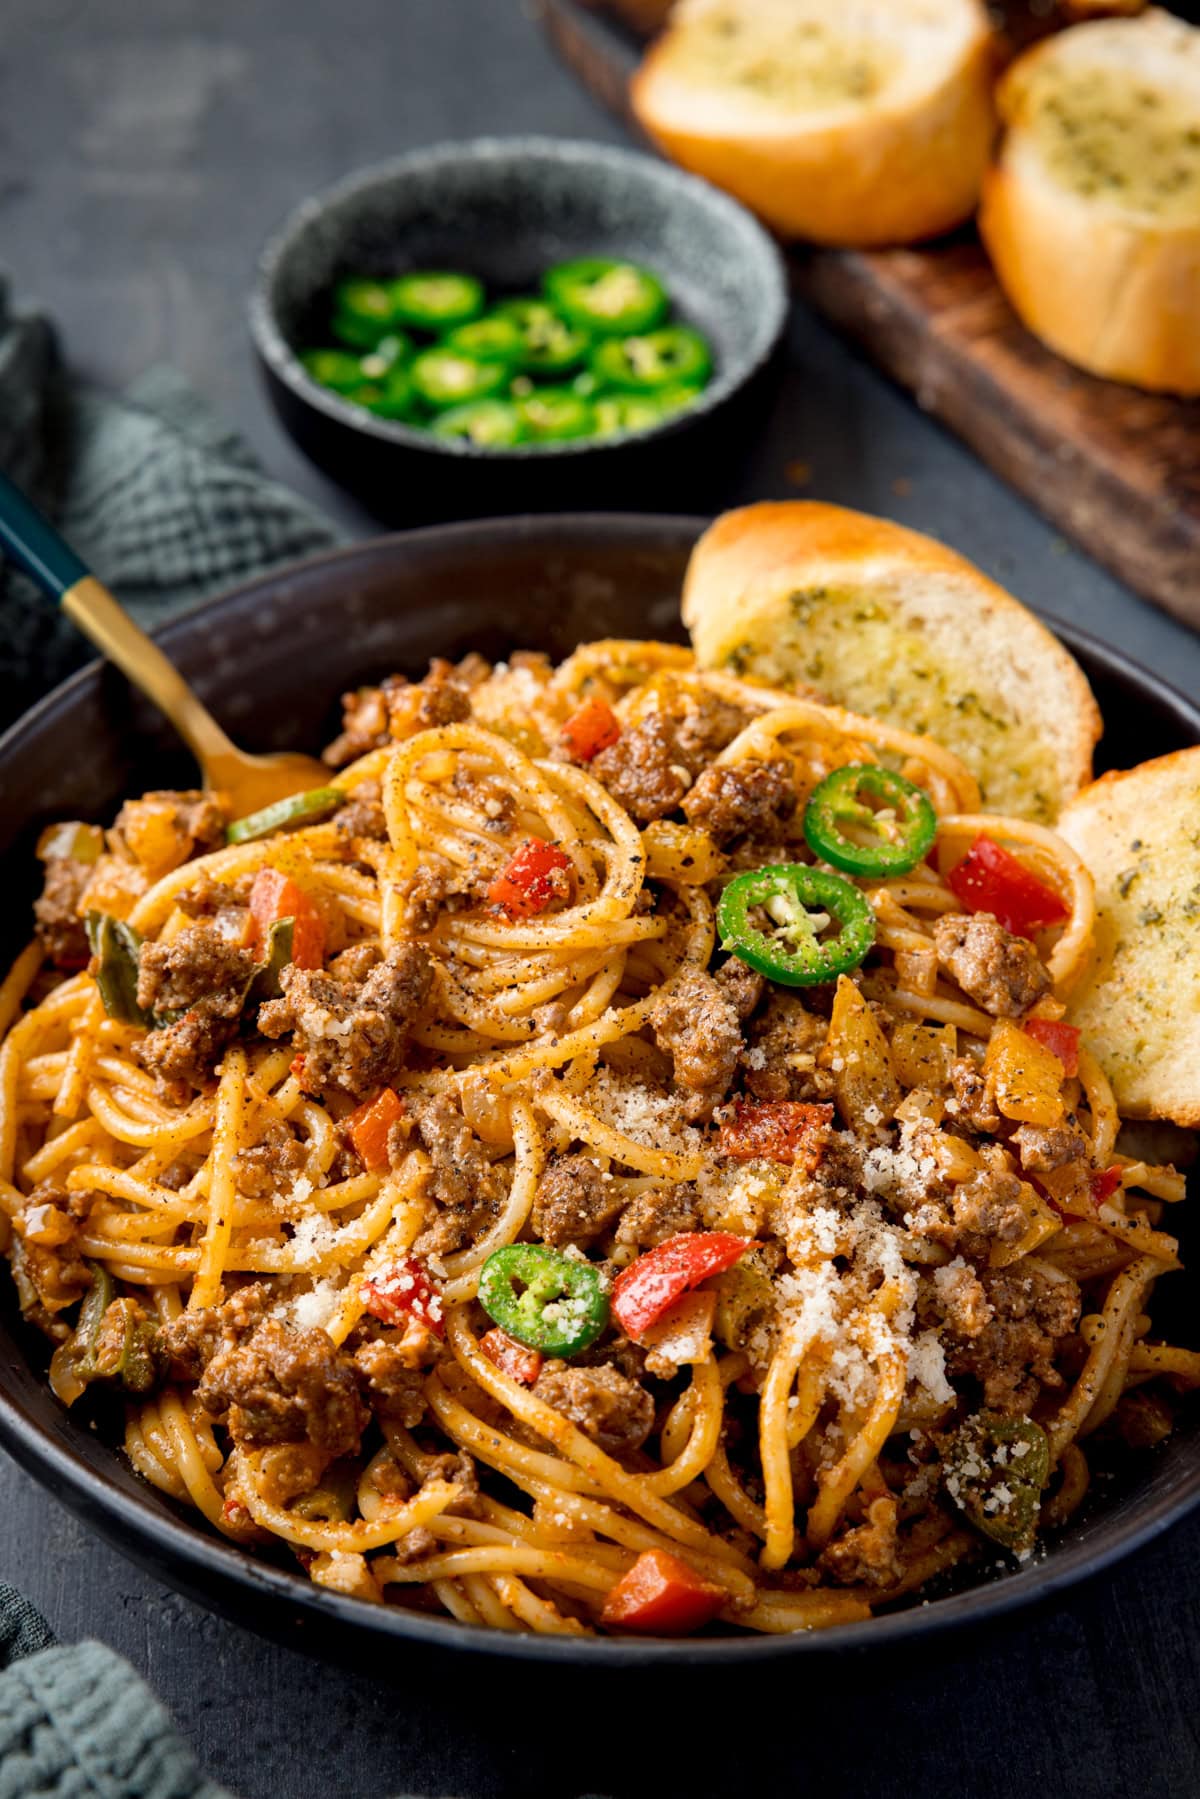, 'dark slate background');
3,4,1200,1796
